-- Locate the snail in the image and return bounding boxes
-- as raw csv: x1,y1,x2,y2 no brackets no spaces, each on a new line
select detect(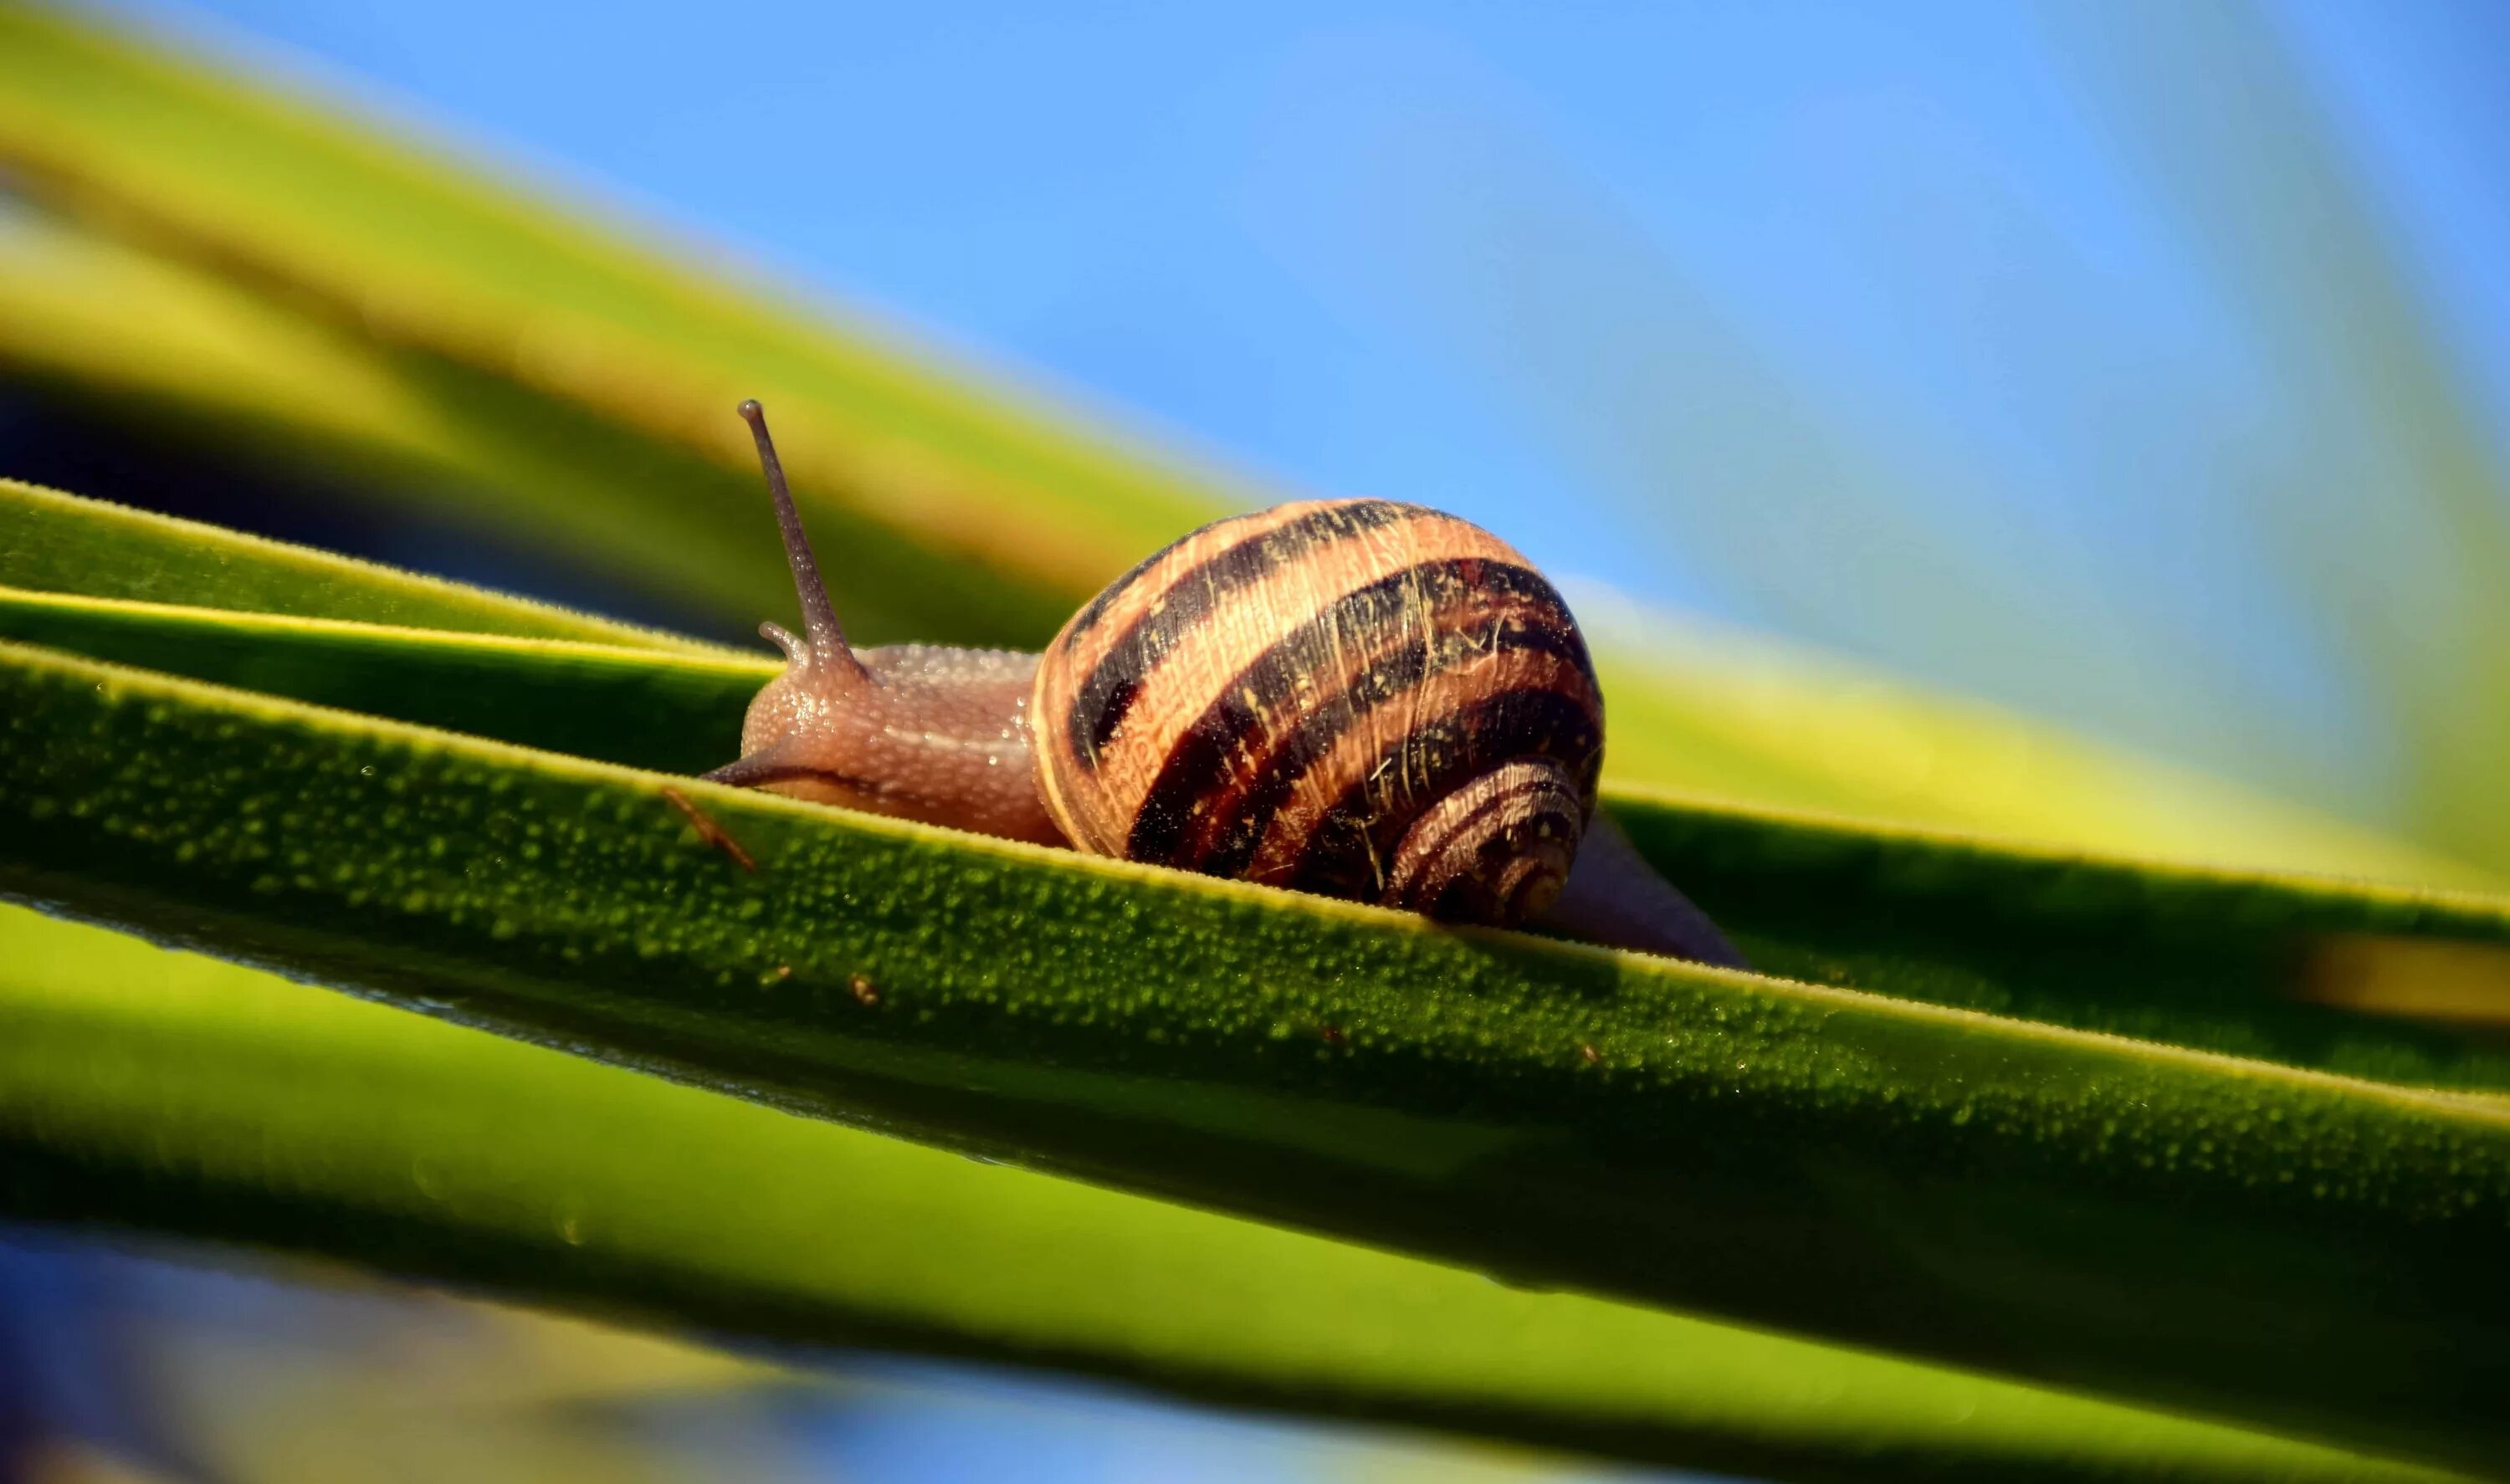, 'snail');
703,401,1745,968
